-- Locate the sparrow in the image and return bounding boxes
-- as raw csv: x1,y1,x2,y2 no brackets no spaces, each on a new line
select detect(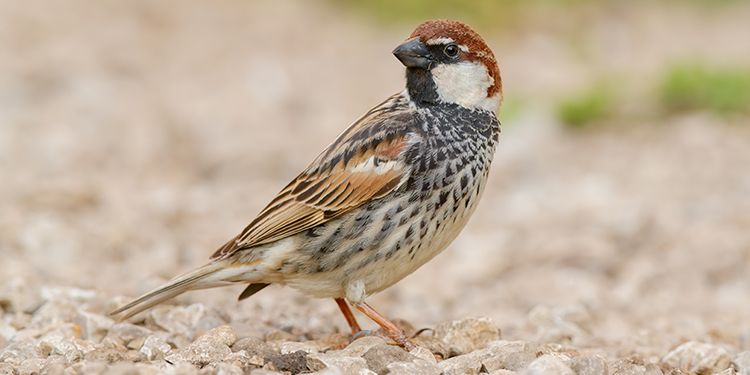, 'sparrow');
112,19,502,350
